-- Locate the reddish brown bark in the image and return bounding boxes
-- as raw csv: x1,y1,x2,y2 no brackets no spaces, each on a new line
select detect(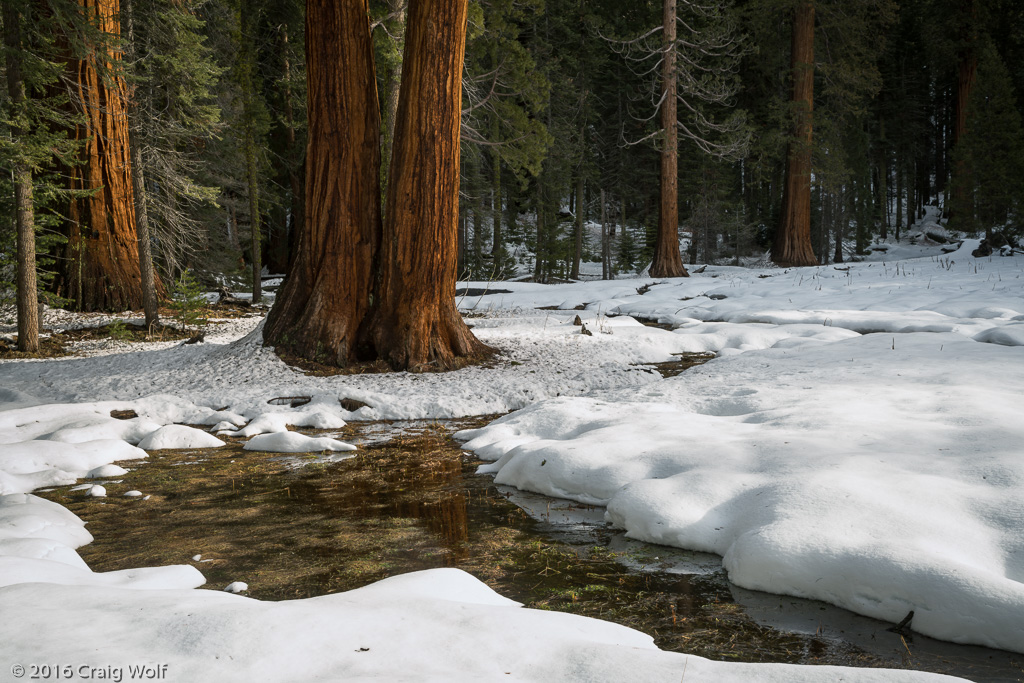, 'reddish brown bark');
263,0,381,365
772,2,819,268
950,0,977,225
59,0,146,311
650,0,689,278
367,0,491,370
